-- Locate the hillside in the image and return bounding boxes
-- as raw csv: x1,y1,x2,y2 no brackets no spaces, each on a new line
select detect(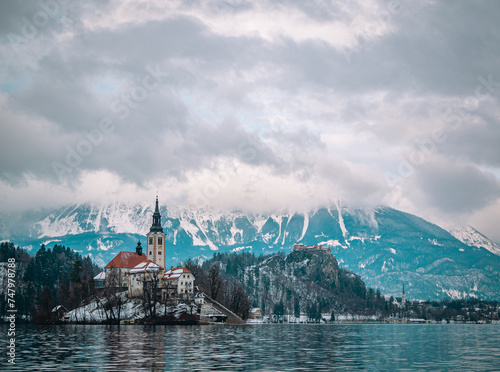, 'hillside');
200,249,373,317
